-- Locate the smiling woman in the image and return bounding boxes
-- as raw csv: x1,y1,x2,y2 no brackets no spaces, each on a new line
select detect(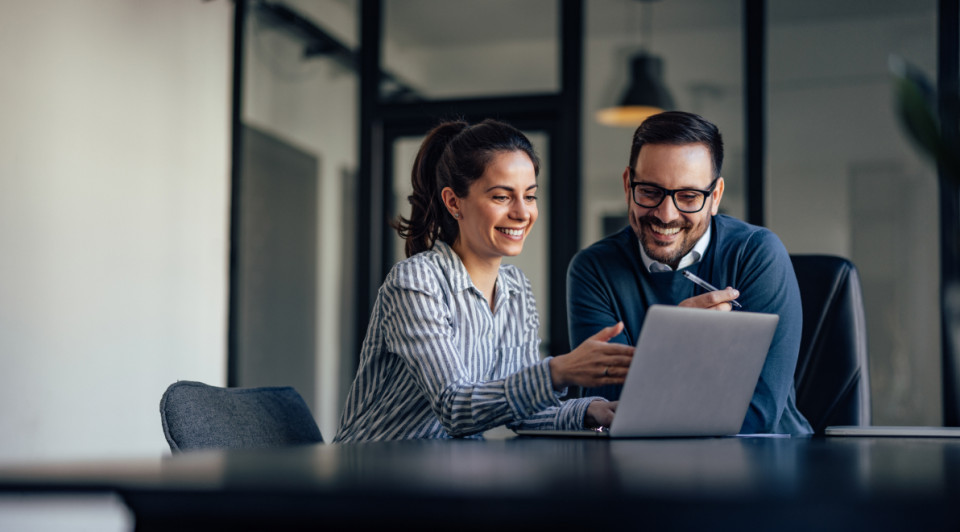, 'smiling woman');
440,150,539,307
333,119,637,443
